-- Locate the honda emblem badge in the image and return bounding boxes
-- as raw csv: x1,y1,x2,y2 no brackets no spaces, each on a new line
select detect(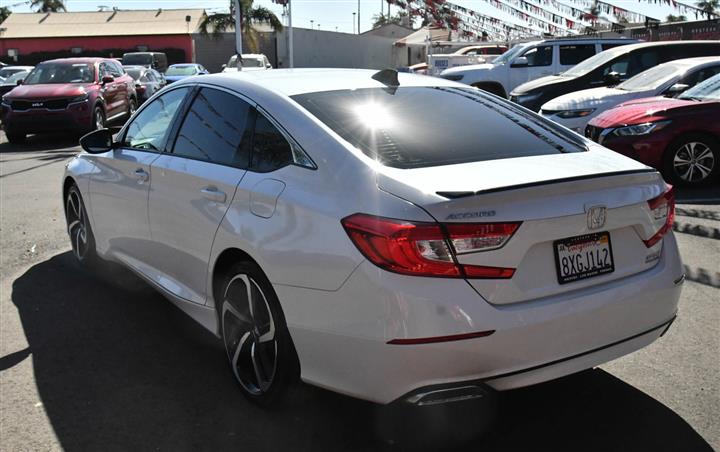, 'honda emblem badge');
587,205,607,230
